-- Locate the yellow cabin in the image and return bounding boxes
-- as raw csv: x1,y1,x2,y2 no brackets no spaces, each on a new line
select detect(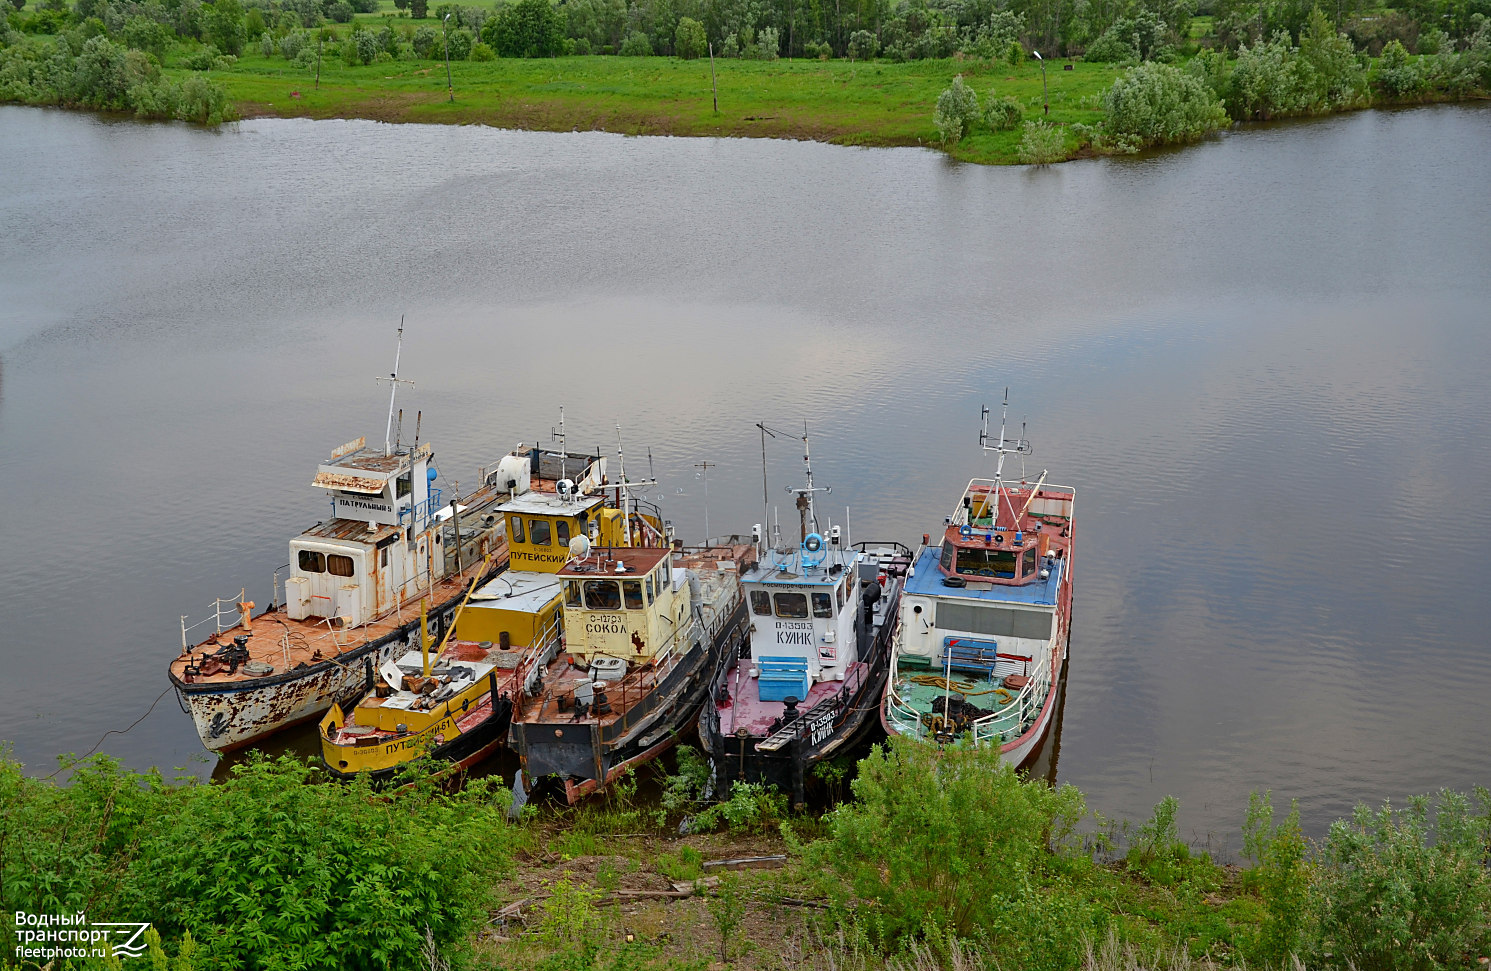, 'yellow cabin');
456,571,564,650
558,547,691,665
